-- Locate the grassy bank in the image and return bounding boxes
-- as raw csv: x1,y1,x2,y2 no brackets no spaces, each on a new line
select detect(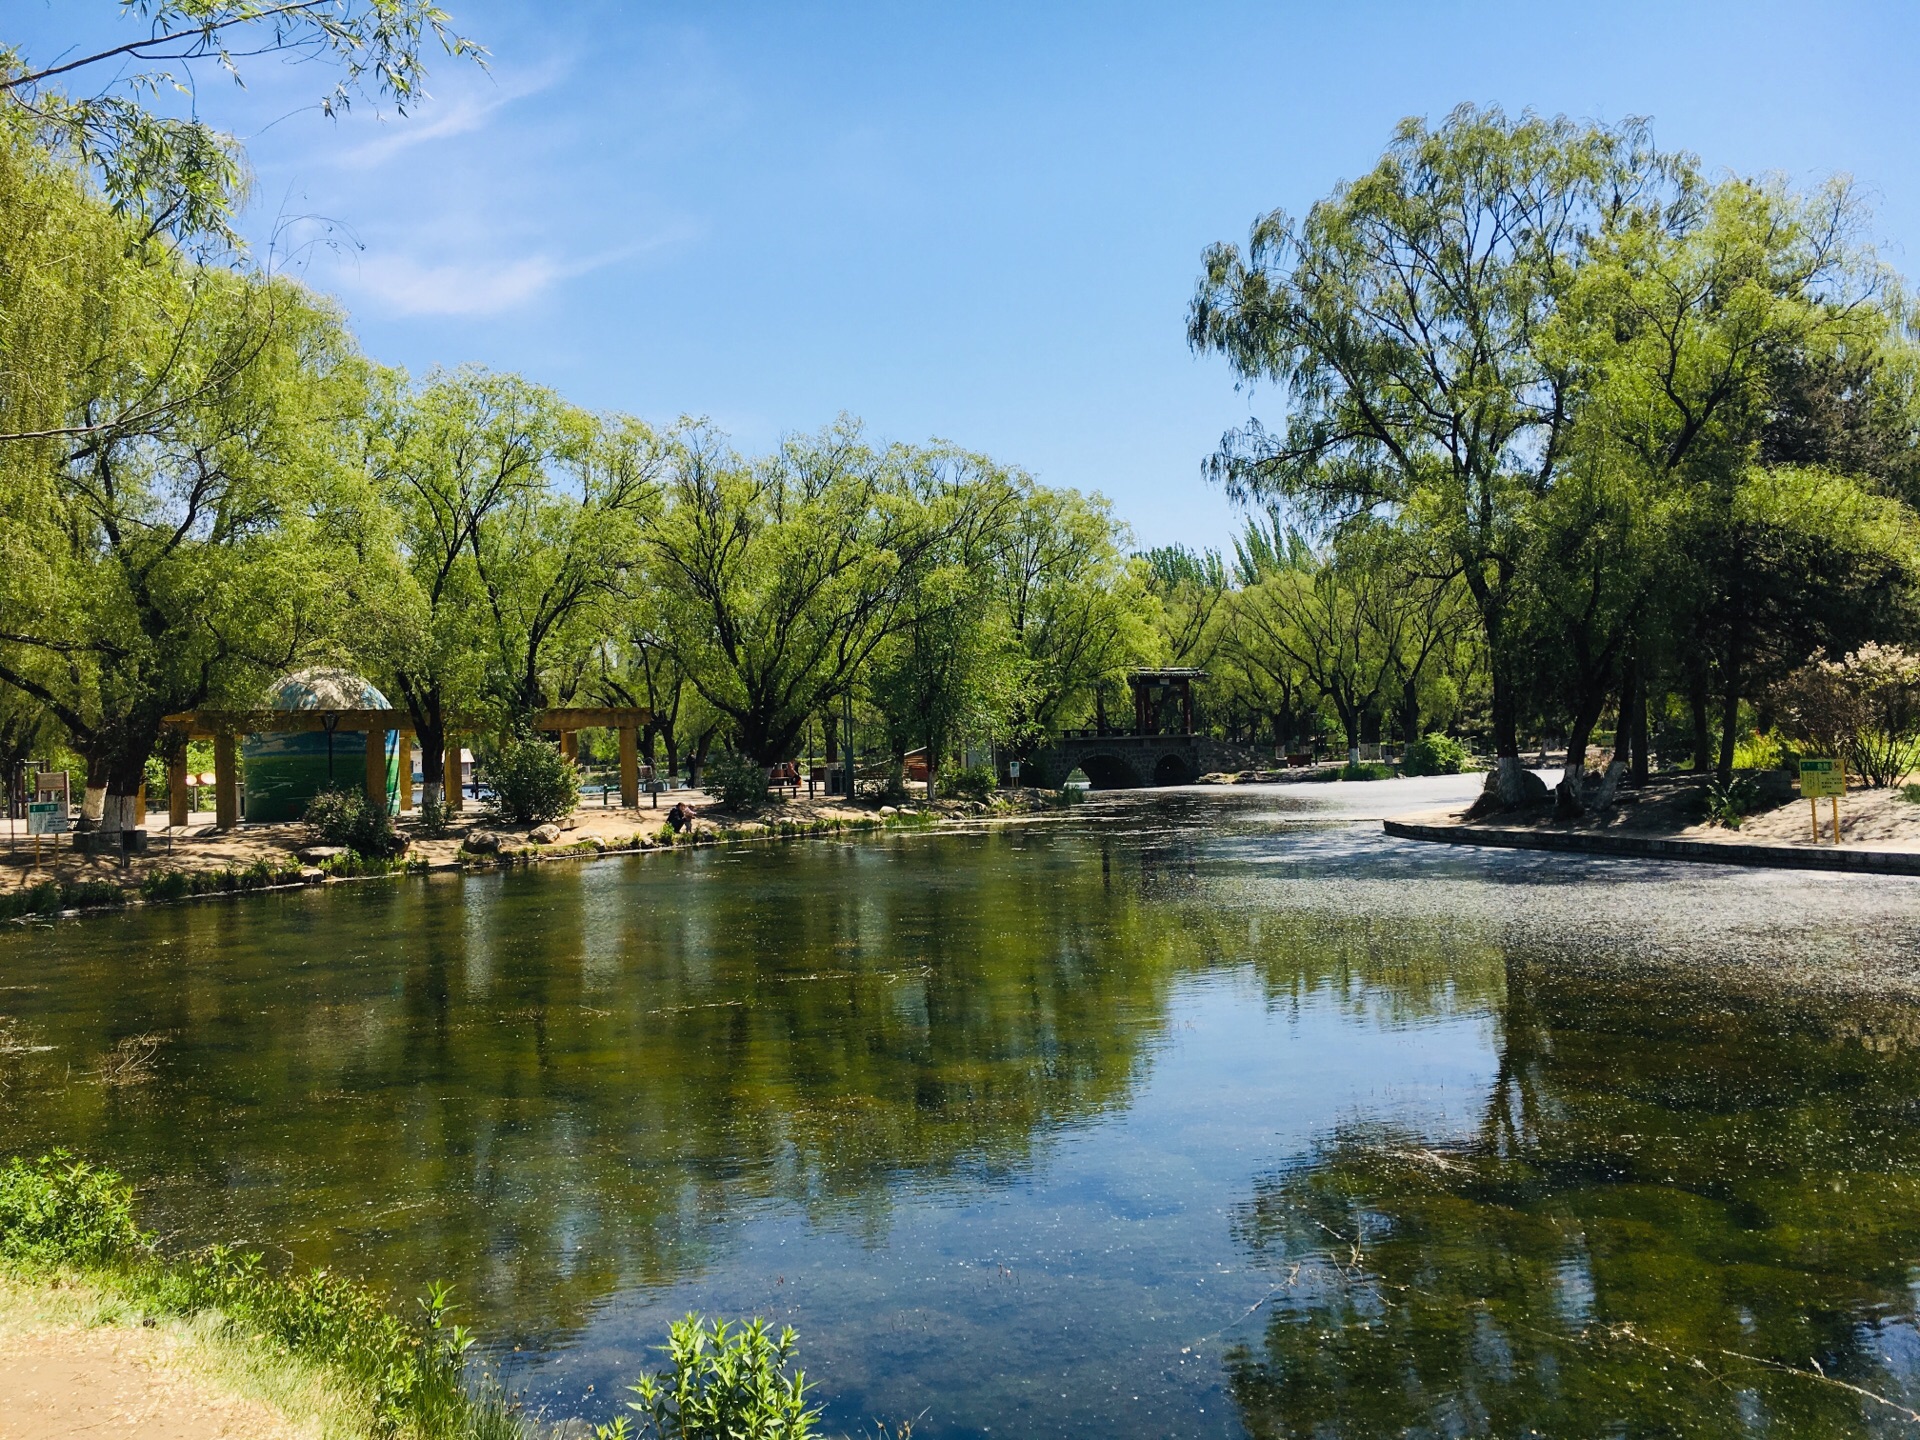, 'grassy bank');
0,1153,517,1440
